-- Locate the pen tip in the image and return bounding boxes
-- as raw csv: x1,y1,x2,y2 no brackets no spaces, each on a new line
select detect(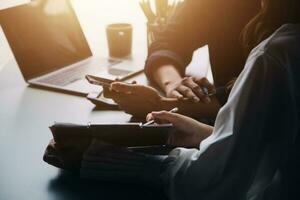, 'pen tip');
172,107,179,113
